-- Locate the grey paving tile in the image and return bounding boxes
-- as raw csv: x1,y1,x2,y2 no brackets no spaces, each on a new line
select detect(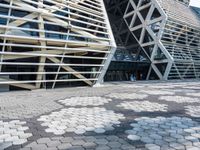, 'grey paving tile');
46,140,61,147
37,138,52,144
107,141,121,148
57,143,72,150
0,142,12,150
71,140,85,146
96,145,111,150
1,81,200,150
26,143,48,150
60,137,74,143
